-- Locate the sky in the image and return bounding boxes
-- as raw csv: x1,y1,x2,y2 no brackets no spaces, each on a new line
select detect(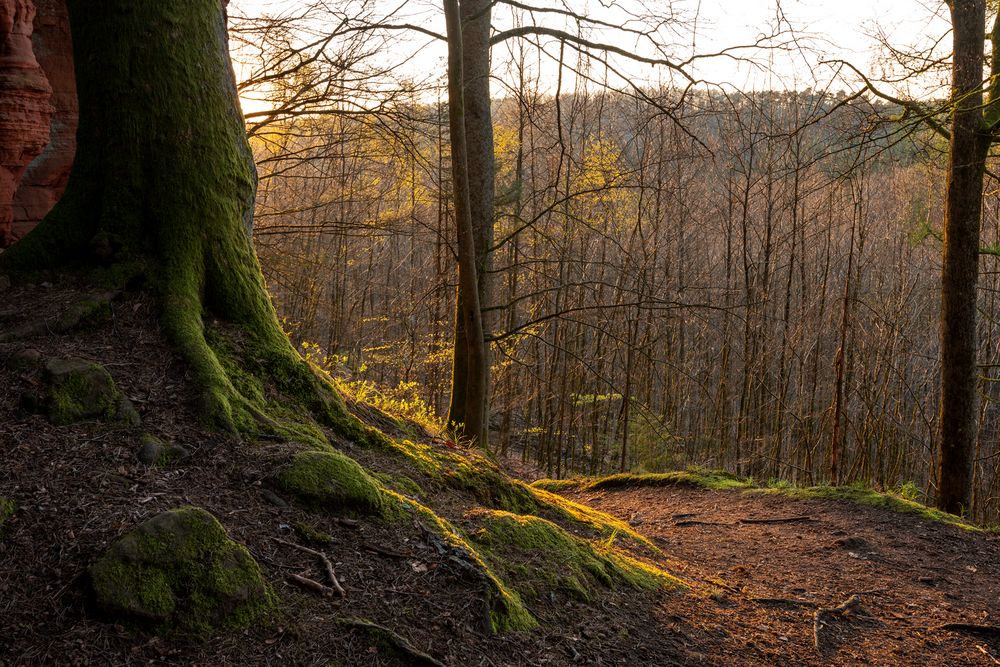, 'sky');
229,0,951,110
